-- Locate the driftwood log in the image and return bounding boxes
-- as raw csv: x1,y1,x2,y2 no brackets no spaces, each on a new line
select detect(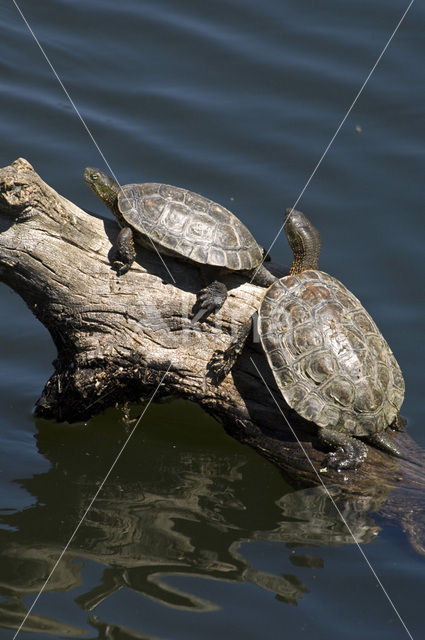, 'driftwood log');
1,158,424,551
